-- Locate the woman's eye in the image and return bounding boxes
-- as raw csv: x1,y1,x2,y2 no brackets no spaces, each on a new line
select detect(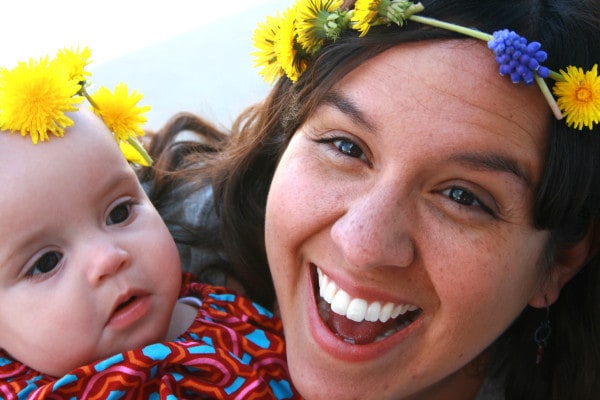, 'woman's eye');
107,202,132,225
448,187,476,206
332,138,365,159
27,251,62,276
444,187,495,216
